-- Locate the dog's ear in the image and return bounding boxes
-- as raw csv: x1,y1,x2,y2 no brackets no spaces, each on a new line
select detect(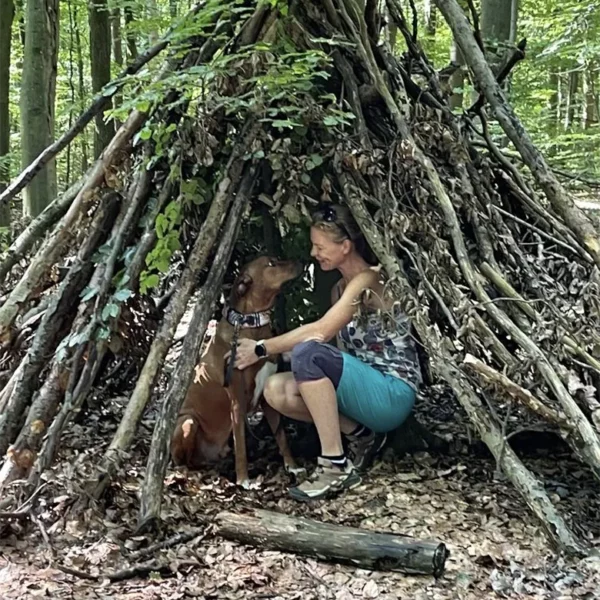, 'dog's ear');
233,272,253,299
